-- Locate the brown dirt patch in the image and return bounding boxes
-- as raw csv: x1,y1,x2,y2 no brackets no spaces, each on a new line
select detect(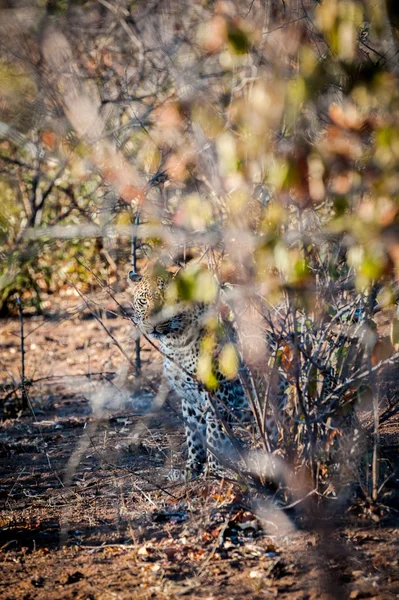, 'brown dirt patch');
0,296,398,599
